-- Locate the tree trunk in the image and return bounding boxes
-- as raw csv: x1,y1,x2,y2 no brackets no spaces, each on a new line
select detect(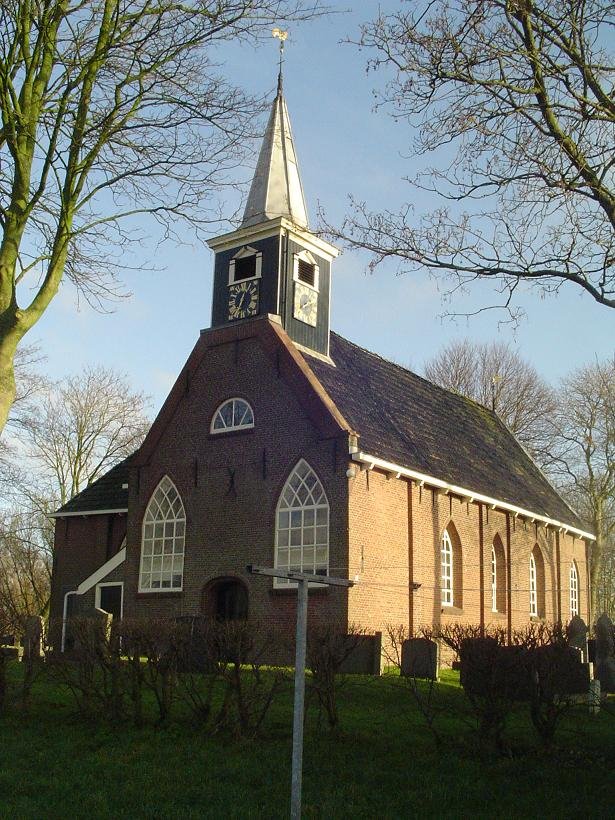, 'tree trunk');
0,330,19,435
